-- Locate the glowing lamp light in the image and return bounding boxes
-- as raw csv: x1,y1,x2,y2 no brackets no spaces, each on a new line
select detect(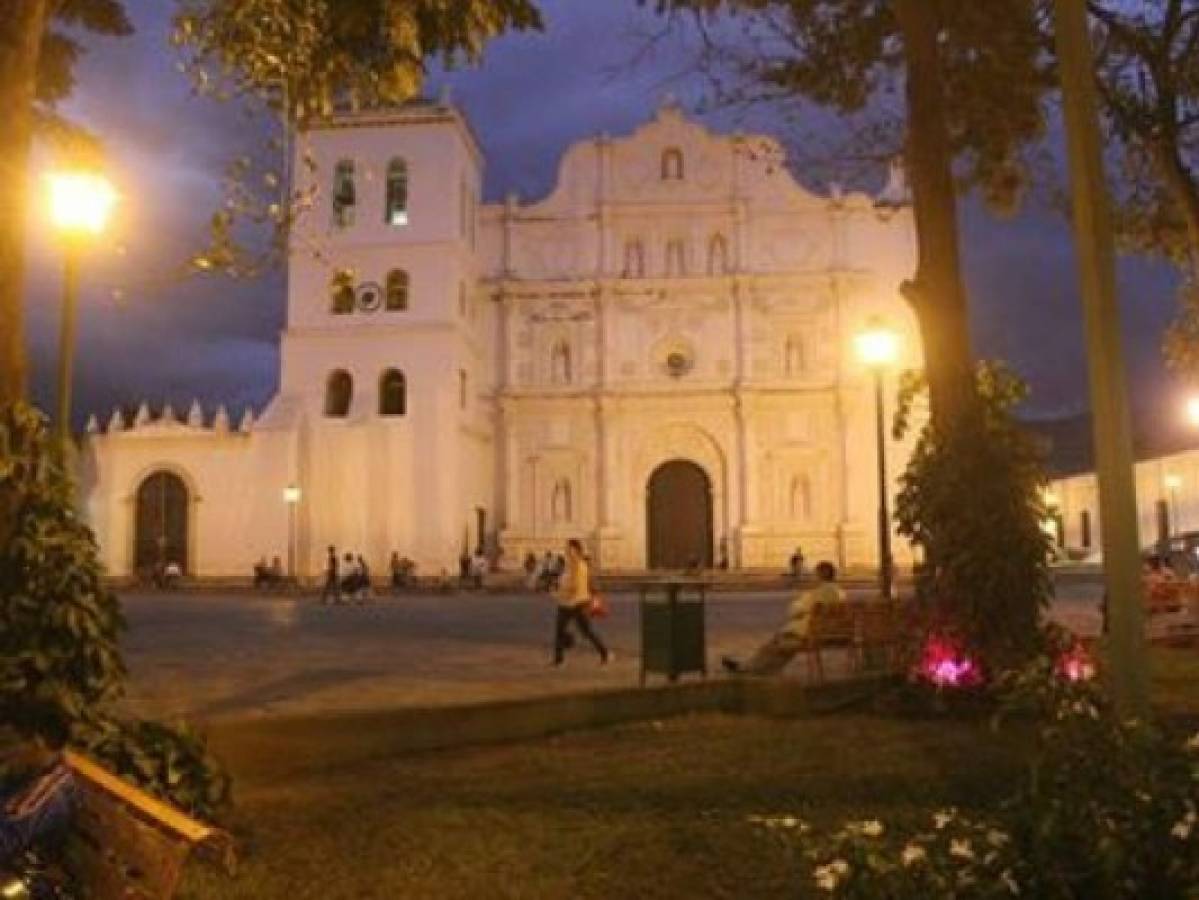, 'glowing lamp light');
46,171,117,236
1165,474,1182,490
916,635,982,689
854,319,900,369
1187,396,1199,428
1058,643,1096,683
283,485,302,505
